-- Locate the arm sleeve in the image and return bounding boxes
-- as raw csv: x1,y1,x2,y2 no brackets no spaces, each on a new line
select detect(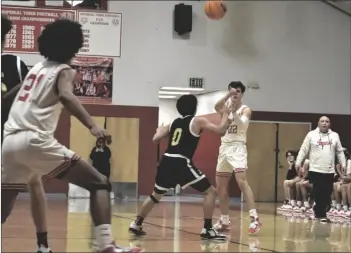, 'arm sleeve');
296,133,311,166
